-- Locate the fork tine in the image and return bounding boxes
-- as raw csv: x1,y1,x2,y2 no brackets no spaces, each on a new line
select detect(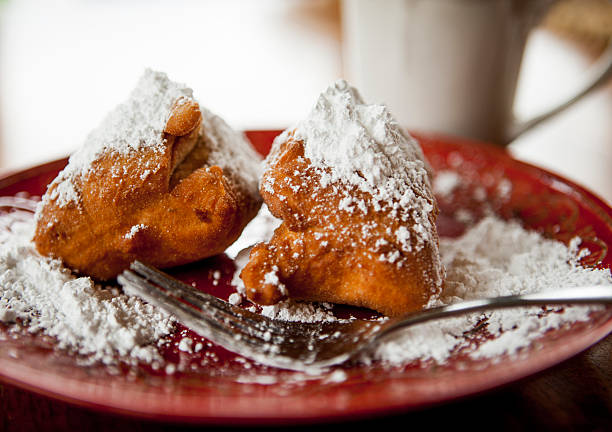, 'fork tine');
119,267,287,347
129,261,288,335
0,196,38,212
118,270,240,345
118,265,368,371
127,263,367,348
131,261,229,309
